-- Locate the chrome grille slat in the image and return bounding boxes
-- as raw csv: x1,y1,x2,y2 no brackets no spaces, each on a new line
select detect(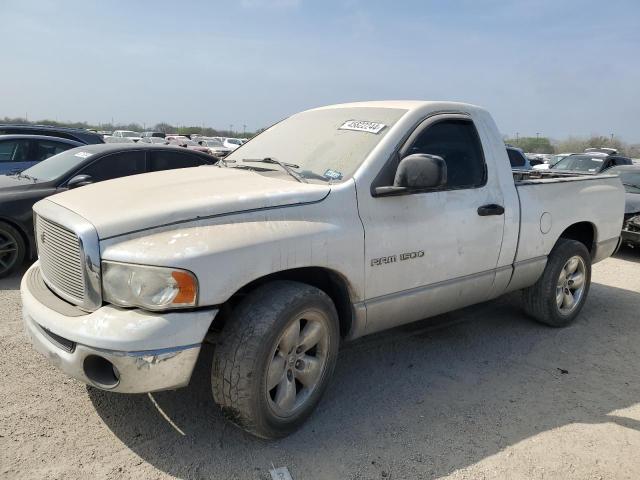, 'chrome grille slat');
36,215,85,303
